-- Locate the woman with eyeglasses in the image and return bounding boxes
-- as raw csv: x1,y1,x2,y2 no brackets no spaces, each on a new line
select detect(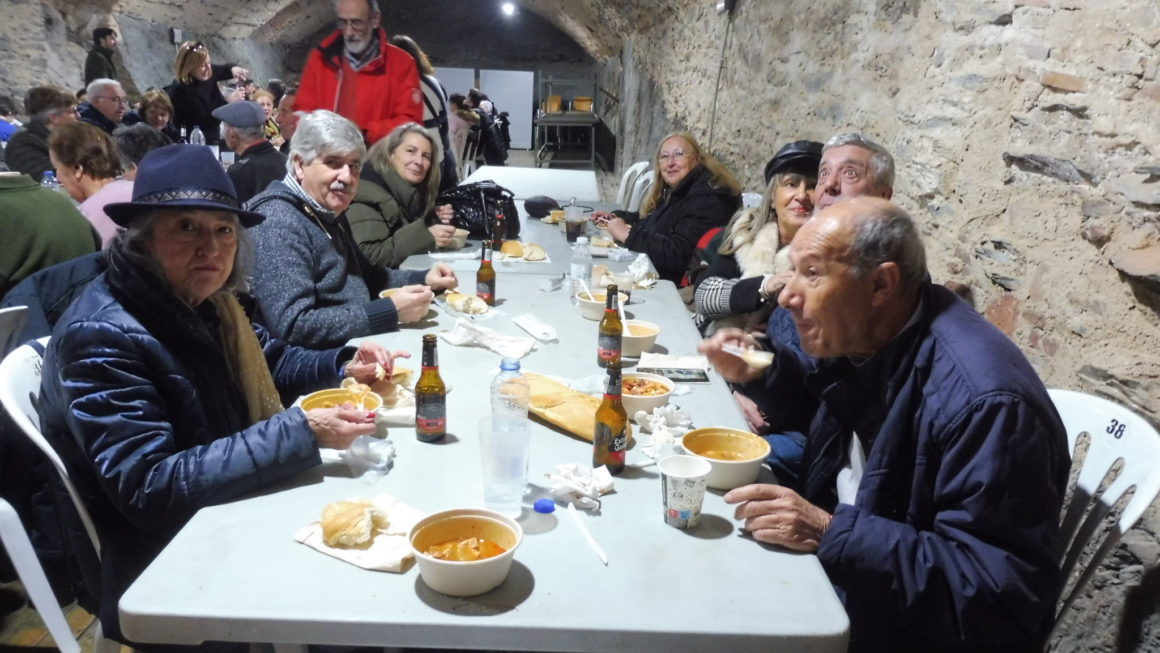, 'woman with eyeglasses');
592,132,741,285
166,40,250,146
